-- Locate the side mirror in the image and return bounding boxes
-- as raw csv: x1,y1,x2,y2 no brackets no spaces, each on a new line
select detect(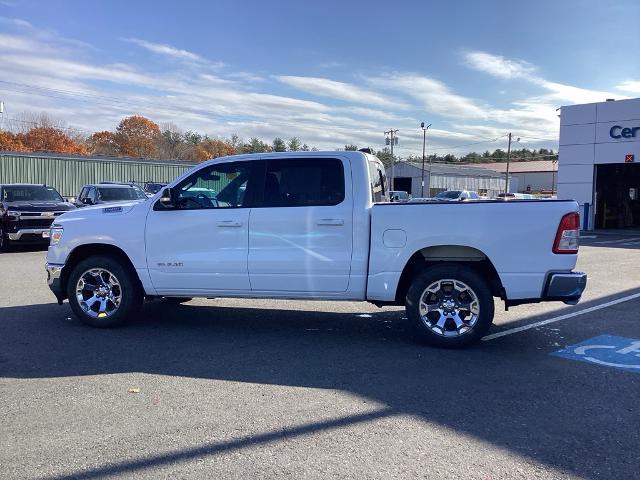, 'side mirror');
159,187,175,208
82,198,93,205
